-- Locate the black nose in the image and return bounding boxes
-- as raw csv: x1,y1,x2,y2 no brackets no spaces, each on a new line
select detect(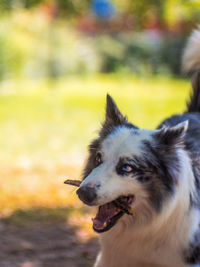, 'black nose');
76,186,97,205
